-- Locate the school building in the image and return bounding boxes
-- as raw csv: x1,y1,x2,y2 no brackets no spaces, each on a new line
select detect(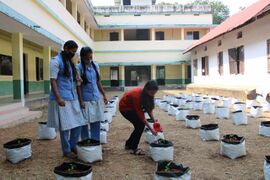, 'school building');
0,0,213,104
